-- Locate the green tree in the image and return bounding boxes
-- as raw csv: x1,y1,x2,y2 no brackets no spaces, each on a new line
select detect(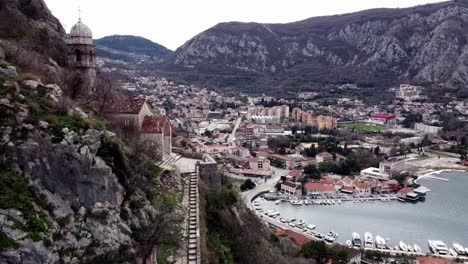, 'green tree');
240,179,256,191
303,164,321,180
299,241,328,262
